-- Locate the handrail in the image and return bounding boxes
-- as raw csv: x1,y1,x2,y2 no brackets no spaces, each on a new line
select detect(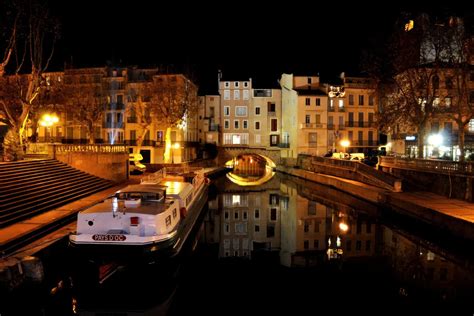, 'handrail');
380,156,474,175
